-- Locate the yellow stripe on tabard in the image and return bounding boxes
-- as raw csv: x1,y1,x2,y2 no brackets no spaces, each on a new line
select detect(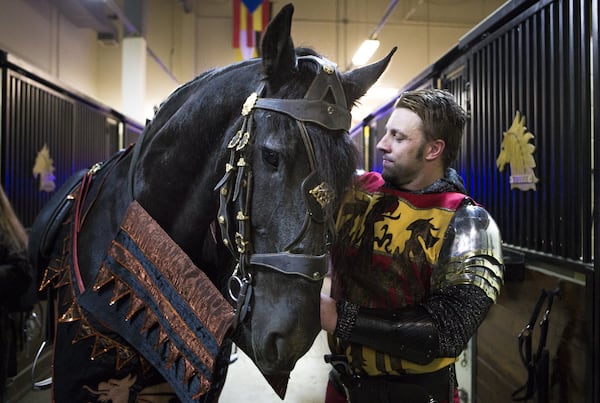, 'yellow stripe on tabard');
347,345,457,376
